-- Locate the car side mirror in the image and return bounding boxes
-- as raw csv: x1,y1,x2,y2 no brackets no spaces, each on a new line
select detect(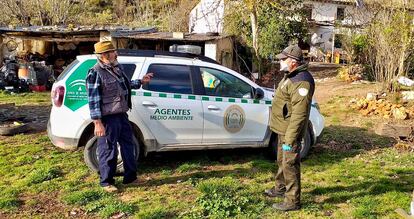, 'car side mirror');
254,88,264,100
130,79,141,89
